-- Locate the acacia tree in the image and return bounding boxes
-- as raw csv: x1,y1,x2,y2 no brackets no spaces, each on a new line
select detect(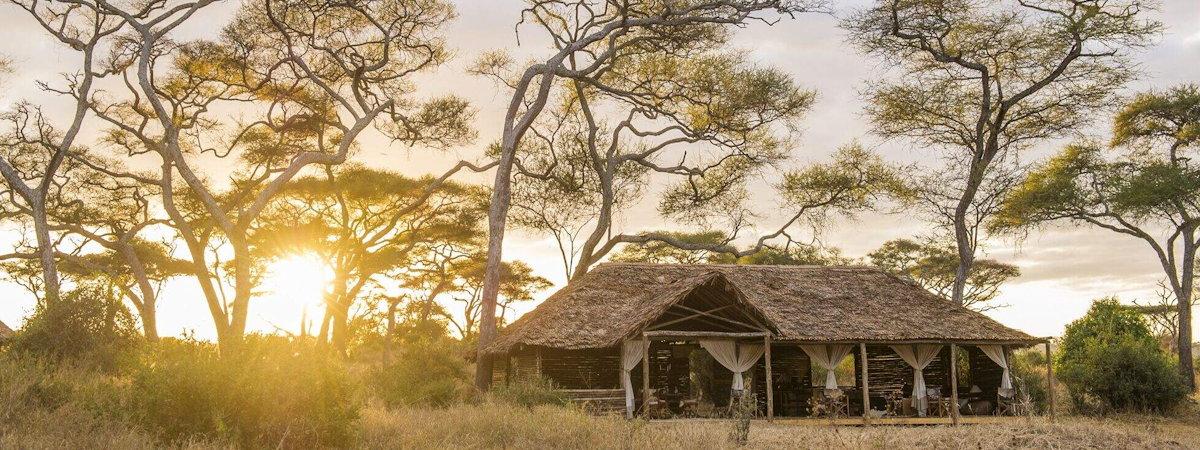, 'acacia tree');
28,164,186,340
599,145,909,270
0,2,128,305
435,259,550,339
83,0,474,349
499,50,813,281
1130,282,1198,354
868,237,1020,311
846,0,1159,307
257,165,484,353
992,85,1200,390
470,0,822,389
